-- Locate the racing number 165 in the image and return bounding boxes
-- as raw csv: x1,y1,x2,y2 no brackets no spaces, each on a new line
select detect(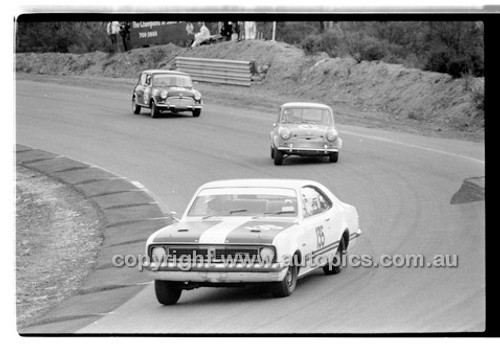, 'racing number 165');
315,225,325,248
